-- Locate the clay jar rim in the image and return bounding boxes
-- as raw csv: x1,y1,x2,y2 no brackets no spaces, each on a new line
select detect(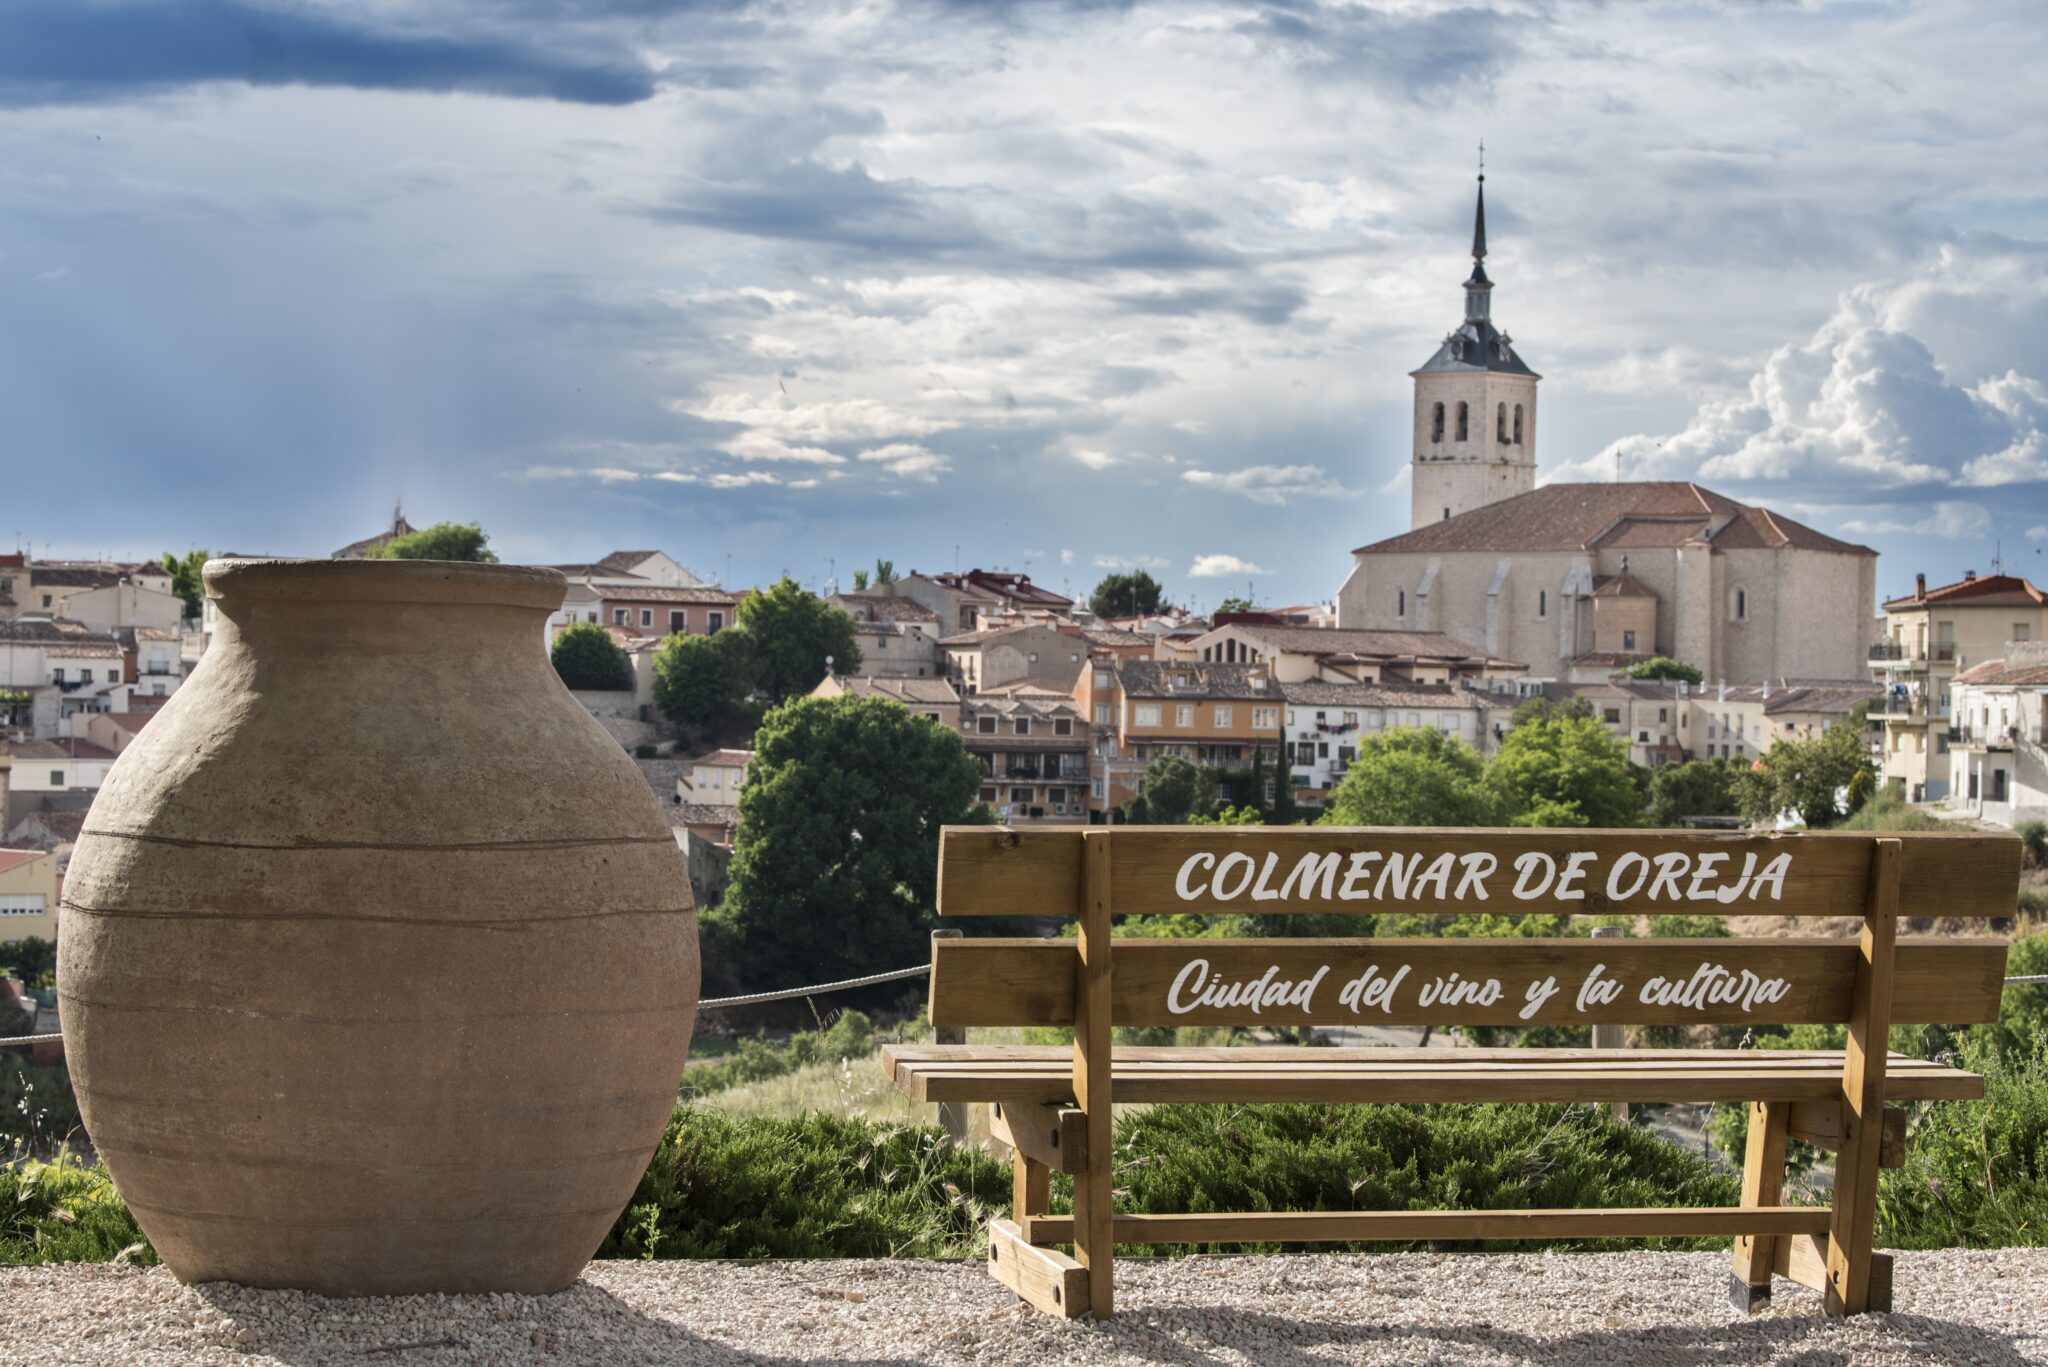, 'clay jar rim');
203,557,568,611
